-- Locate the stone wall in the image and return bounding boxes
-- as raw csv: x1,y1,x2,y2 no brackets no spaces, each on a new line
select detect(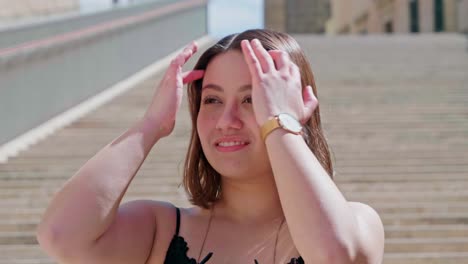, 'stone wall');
286,0,330,33
264,0,286,32
458,0,468,33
